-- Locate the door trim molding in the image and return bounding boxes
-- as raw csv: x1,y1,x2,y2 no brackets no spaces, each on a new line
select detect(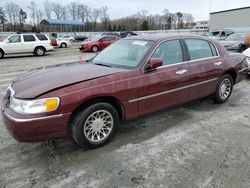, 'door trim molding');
129,78,218,103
